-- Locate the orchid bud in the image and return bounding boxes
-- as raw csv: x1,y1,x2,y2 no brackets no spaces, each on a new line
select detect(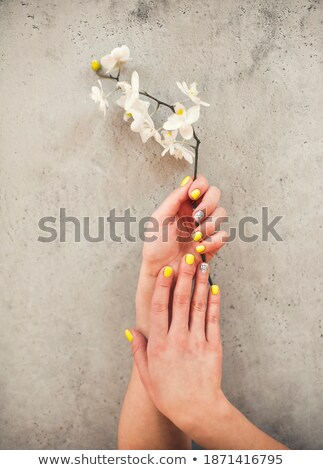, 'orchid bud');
91,60,101,72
